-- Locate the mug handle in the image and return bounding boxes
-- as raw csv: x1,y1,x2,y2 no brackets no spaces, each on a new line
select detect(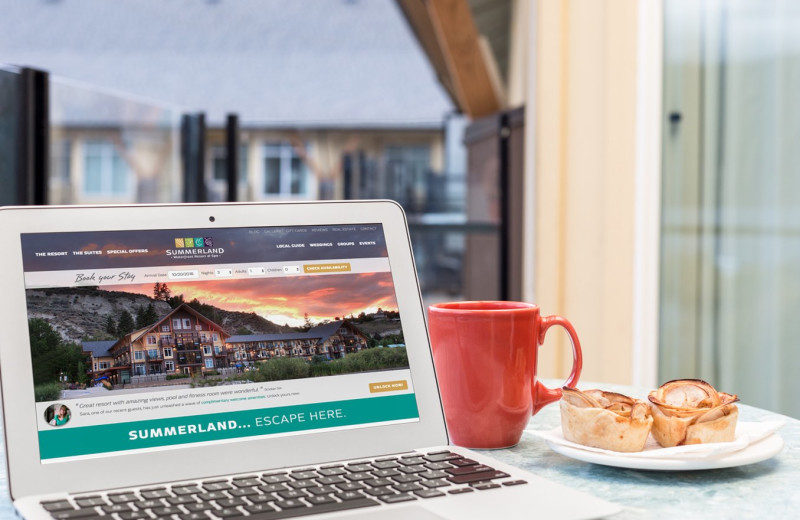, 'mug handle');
531,315,583,414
